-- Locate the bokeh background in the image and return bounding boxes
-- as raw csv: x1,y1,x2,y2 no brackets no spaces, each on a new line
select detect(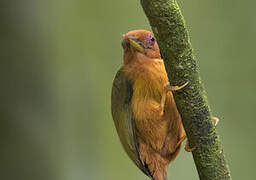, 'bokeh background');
1,0,255,179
